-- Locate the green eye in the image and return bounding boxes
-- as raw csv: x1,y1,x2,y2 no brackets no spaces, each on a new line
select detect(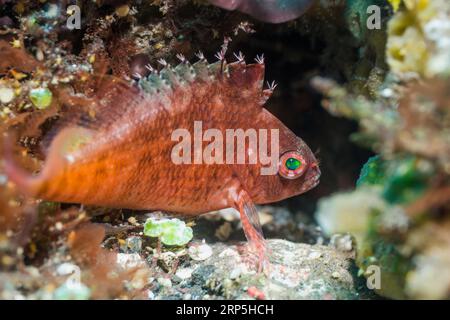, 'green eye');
279,151,307,179
285,157,301,170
